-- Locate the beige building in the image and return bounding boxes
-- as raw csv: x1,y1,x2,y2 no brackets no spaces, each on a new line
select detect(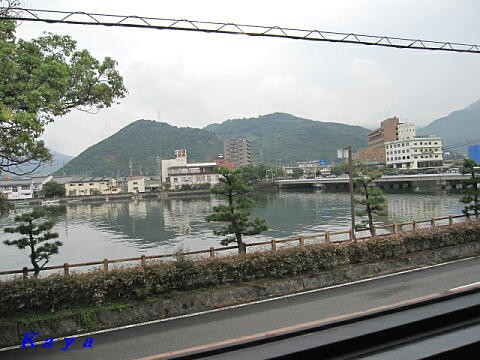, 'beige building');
224,139,252,167
161,149,188,183
127,176,146,193
63,177,120,197
354,116,400,164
